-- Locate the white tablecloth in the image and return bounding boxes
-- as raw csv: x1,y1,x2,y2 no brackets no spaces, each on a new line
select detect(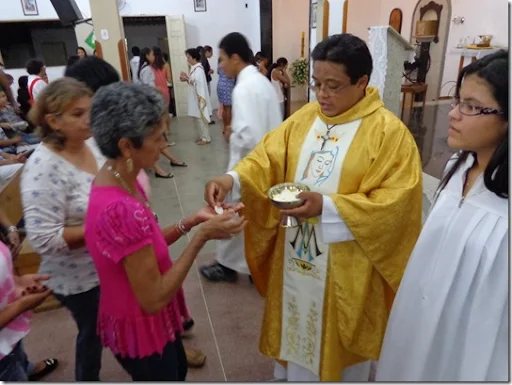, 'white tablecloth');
449,47,501,59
